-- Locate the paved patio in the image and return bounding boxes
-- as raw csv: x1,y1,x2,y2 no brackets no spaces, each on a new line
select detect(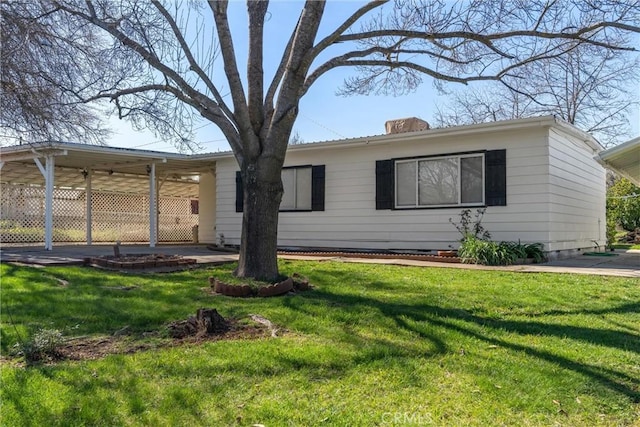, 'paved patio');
0,244,638,278
0,244,237,266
